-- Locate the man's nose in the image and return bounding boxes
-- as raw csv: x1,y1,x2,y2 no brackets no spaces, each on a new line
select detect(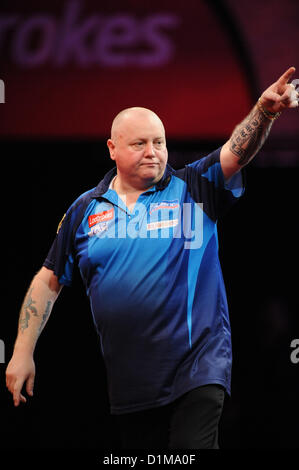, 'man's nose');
144,142,155,157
